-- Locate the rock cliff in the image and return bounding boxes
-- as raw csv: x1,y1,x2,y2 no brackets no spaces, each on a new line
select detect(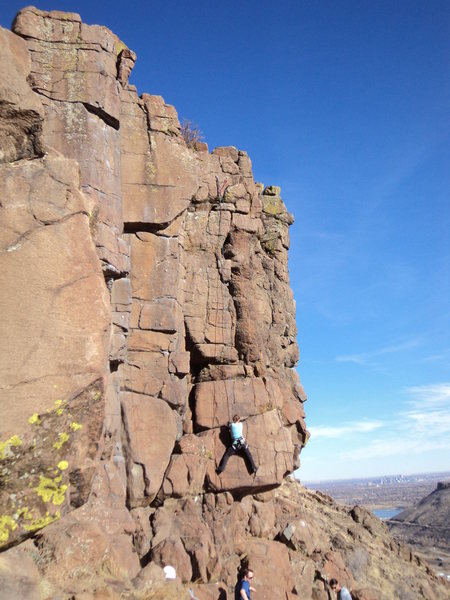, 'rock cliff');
0,7,447,600
387,481,450,575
